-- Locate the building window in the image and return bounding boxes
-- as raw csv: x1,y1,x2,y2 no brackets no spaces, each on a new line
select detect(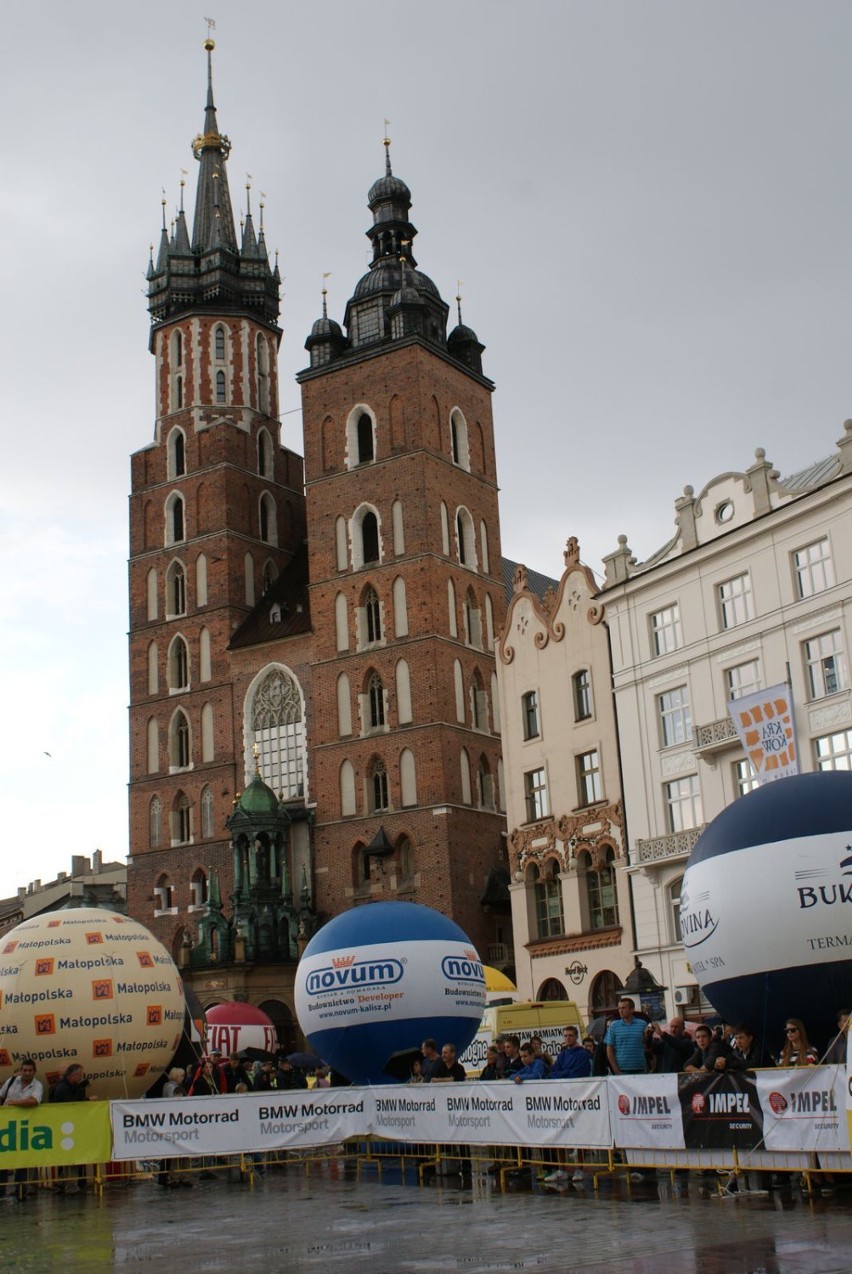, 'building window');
456,508,476,570
364,587,382,643
815,728,852,771
171,711,191,769
804,630,848,699
361,512,379,564
257,428,271,477
664,774,702,833
173,793,192,844
576,749,603,805
368,672,385,729
200,785,215,839
190,868,208,908
249,667,305,799
259,492,277,545
718,573,754,629
471,676,488,731
214,325,226,361
166,561,186,617
524,767,550,823
727,659,761,700
398,837,414,880
149,796,162,849
357,413,374,464
572,670,592,721
477,757,495,810
371,760,389,813
732,758,759,798
585,848,619,929
793,538,834,599
668,876,683,943
650,603,683,656
658,685,691,748
215,369,226,403
168,428,186,479
533,862,563,939
450,409,469,470
522,690,539,740
166,493,185,545
169,636,189,690
154,874,174,913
